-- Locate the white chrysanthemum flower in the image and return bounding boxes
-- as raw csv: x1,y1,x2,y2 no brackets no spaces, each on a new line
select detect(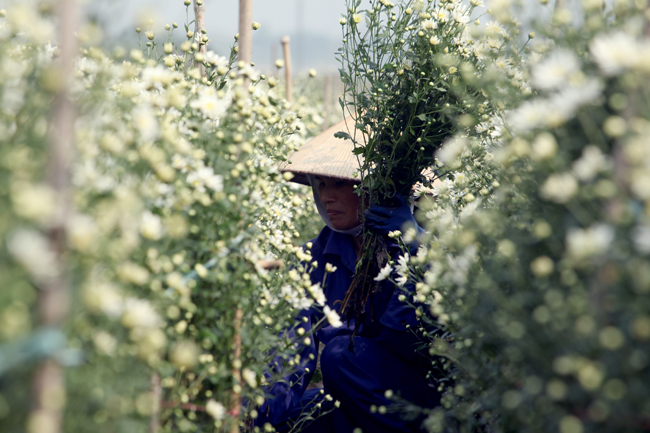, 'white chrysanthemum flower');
590,31,638,76
432,7,449,22
190,91,229,120
242,368,257,388
206,400,226,420
140,211,164,240
186,166,223,192
421,19,438,30
307,283,326,306
142,66,173,90
632,225,650,254
121,297,162,329
132,105,159,142
452,7,469,24
531,48,581,91
325,263,337,273
7,228,58,283
93,331,118,356
566,224,614,259
374,263,393,281
572,145,611,181
83,282,124,318
531,133,558,160
486,20,507,36
239,64,260,81
395,253,410,287
539,173,579,203
204,51,229,68
507,100,548,132
172,154,190,171
550,78,602,119
437,136,468,164
323,306,343,327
